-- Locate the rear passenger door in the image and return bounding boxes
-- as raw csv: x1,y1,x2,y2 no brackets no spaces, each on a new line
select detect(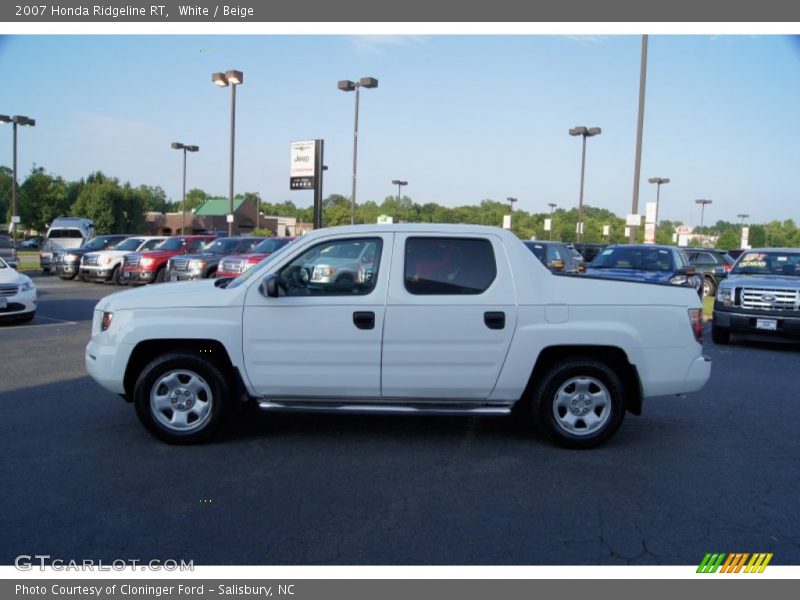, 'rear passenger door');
381,234,517,401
